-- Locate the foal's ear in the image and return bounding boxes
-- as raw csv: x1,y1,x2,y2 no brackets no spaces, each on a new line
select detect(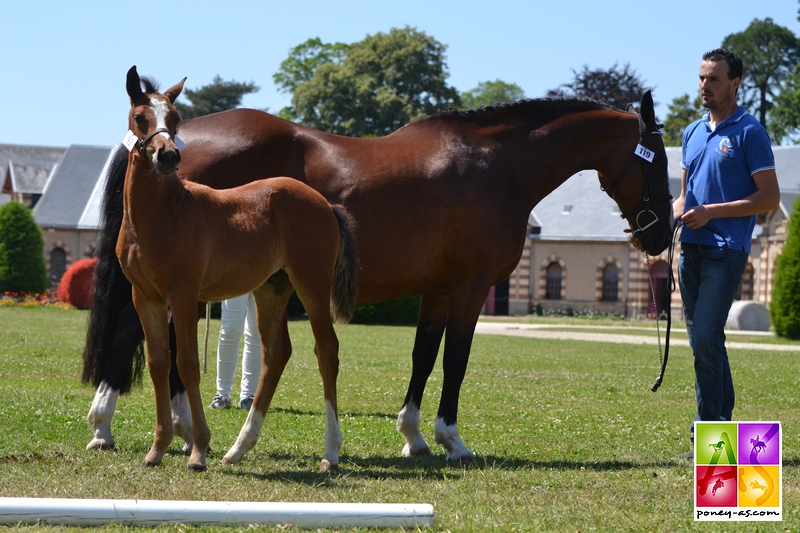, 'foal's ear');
126,65,143,102
164,77,187,104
